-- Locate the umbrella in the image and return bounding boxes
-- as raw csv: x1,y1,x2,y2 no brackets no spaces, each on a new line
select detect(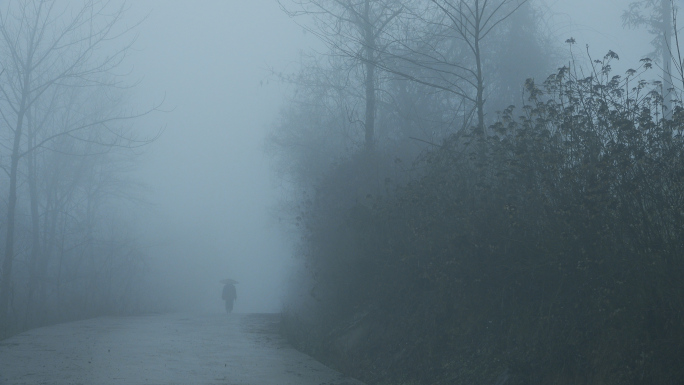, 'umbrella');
220,278,238,284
